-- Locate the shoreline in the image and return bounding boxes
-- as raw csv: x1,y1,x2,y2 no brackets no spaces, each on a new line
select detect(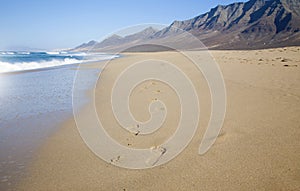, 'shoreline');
18,48,300,190
0,59,107,191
